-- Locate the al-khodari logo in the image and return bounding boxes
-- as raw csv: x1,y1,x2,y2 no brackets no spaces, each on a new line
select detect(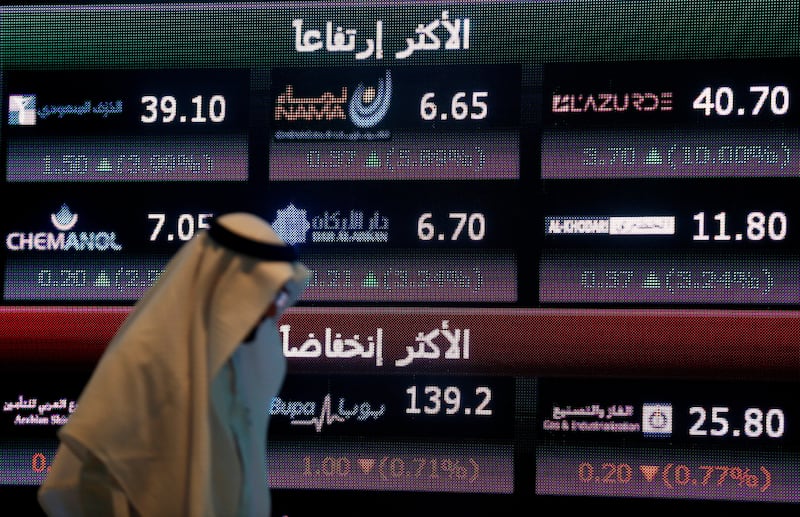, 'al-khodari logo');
6,204,122,251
